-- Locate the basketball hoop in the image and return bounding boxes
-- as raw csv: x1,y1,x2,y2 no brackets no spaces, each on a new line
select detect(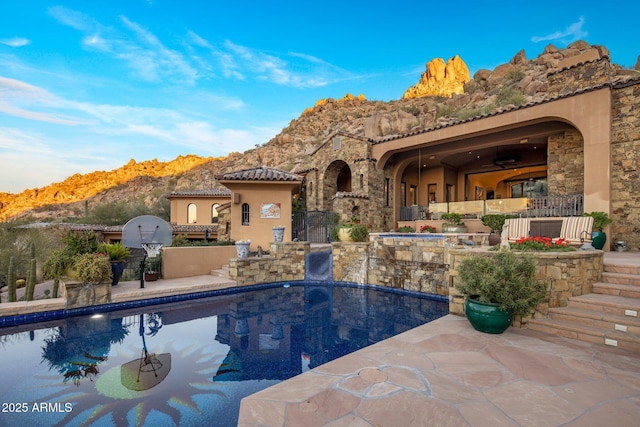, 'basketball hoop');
141,242,163,258
122,216,172,289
